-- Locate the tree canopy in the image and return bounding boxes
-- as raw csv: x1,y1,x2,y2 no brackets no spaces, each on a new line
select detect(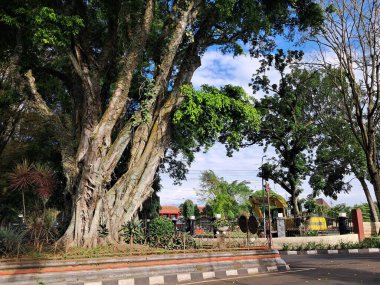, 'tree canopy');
197,170,252,218
251,55,321,215
0,0,323,247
